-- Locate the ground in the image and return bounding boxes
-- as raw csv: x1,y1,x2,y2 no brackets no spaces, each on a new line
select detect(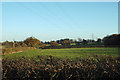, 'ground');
3,47,119,60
